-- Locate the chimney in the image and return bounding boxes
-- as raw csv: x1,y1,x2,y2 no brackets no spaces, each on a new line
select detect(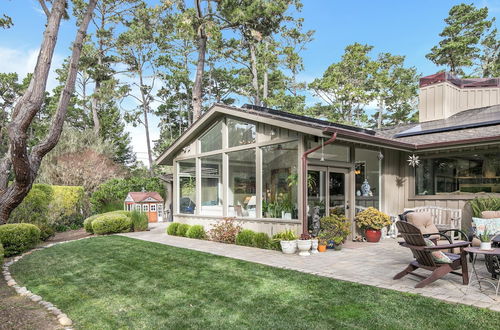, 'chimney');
418,72,500,122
